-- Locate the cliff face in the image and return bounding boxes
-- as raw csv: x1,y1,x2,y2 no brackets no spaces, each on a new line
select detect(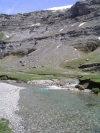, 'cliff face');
0,0,100,69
